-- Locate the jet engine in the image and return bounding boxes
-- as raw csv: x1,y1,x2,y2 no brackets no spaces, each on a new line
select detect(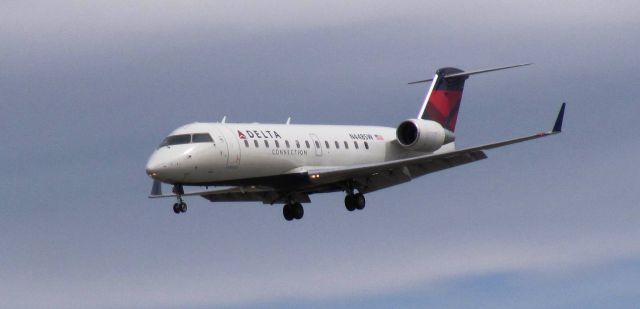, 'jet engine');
396,119,455,152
